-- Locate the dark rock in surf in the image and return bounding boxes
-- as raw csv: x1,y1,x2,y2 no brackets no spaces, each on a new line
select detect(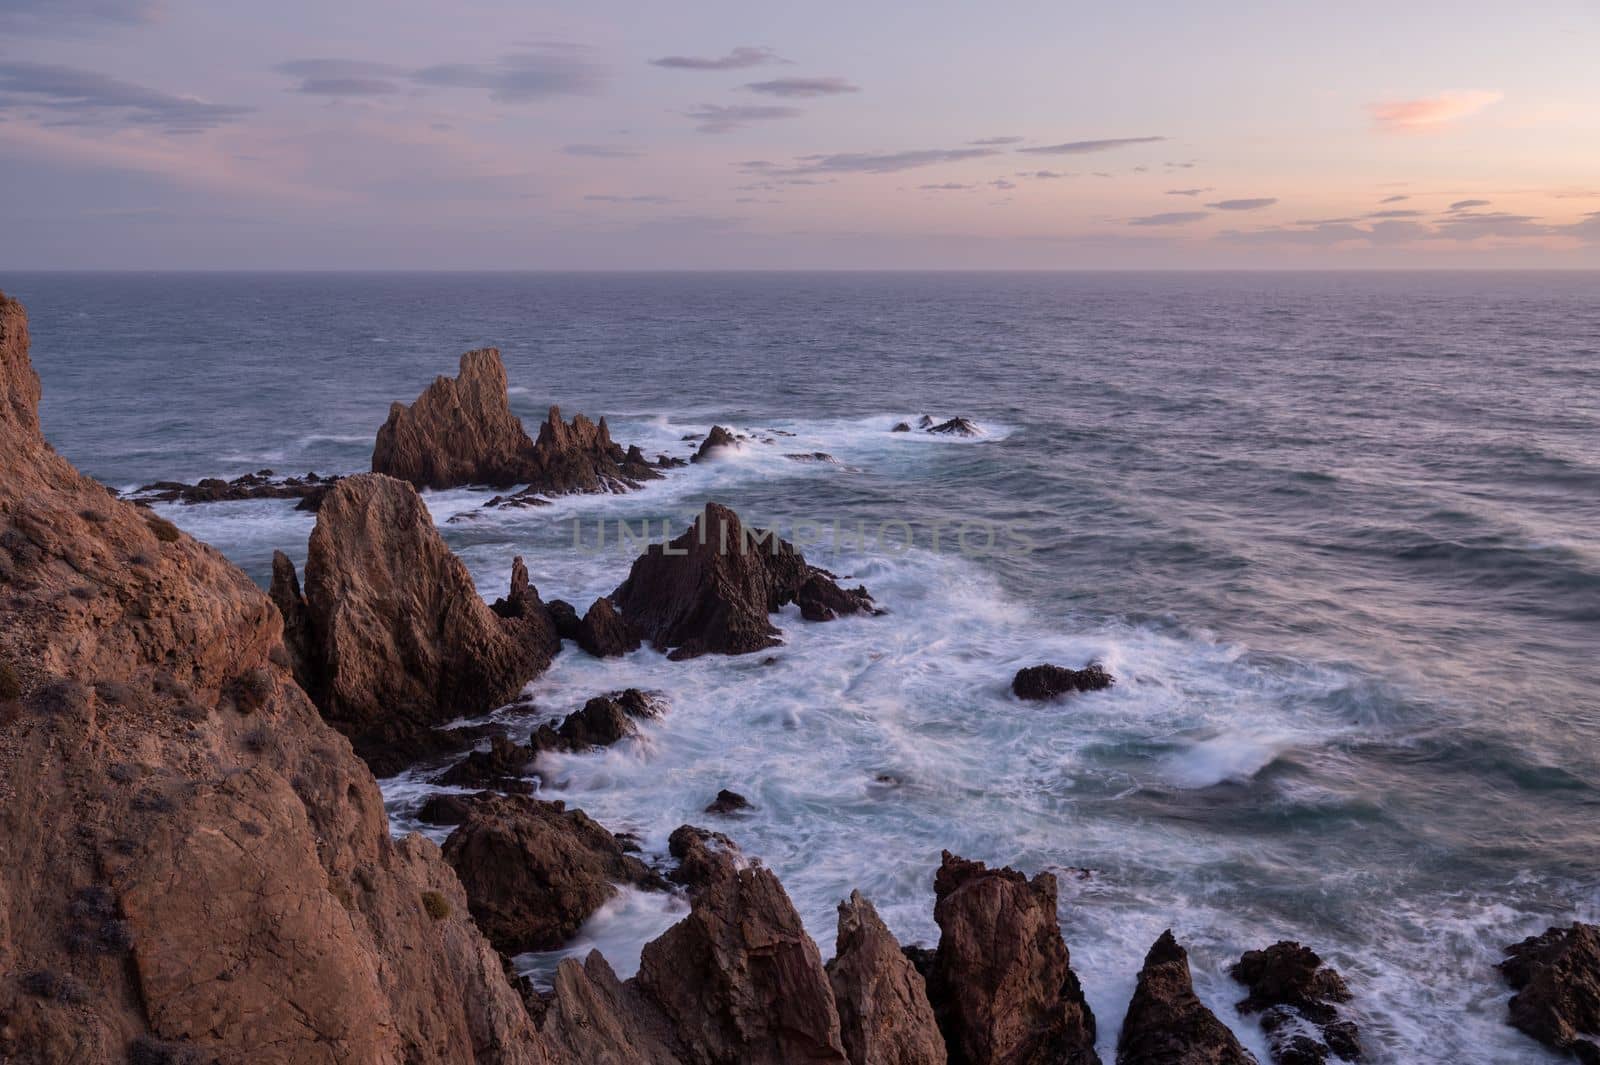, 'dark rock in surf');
416,793,478,826
546,598,582,641
433,734,536,792
1499,923,1600,1063
786,451,840,464
691,425,739,463
1012,663,1115,701
1232,941,1361,1064
925,417,981,437
892,422,912,433
704,789,751,815
441,792,664,954
924,851,1100,1065
917,415,936,429
554,694,639,749
828,891,948,1065
610,501,877,659
576,596,641,658
1119,931,1255,1064
131,470,341,510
